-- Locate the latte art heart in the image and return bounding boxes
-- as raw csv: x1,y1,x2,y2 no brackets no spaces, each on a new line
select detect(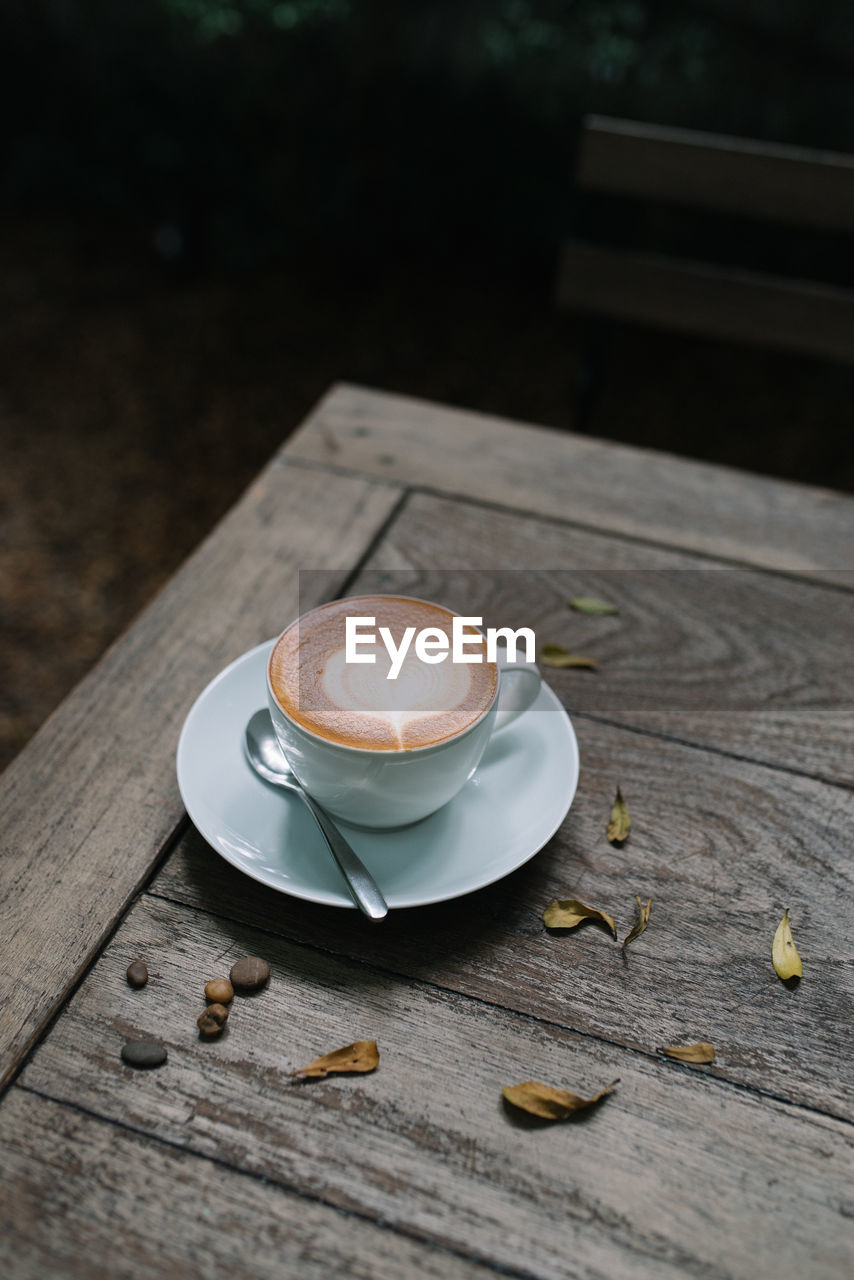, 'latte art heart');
270,596,498,751
321,642,475,746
